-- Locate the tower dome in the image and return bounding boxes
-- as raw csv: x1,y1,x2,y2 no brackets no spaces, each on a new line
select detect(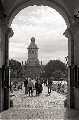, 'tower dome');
28,37,38,49
31,37,35,43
